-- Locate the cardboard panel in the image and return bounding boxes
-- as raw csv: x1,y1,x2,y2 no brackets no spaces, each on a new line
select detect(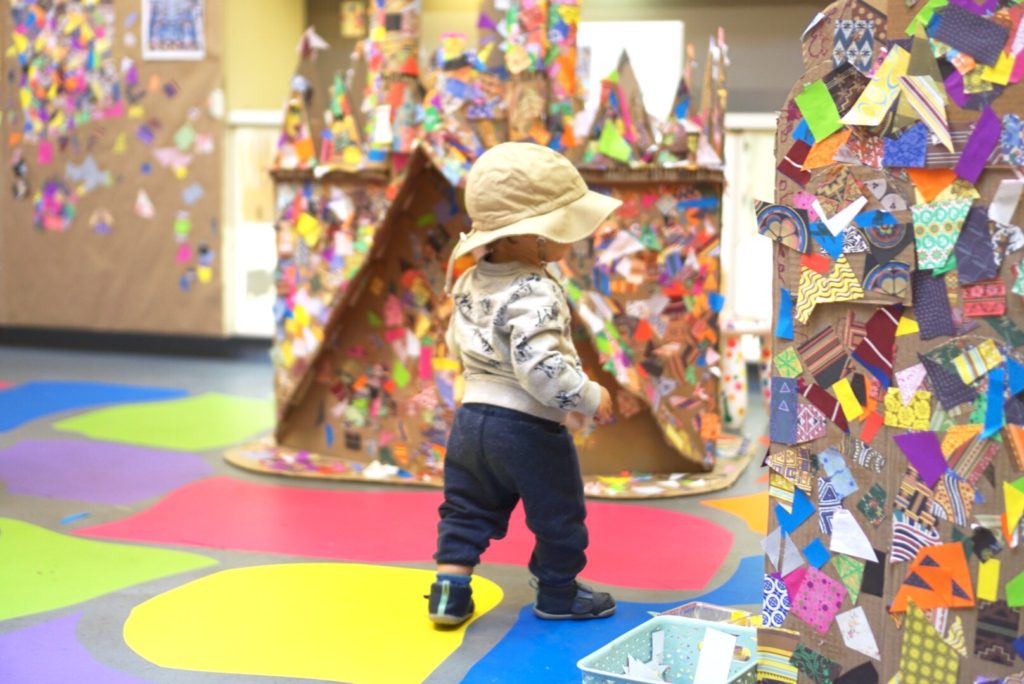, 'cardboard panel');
766,2,1024,681
1,0,223,335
